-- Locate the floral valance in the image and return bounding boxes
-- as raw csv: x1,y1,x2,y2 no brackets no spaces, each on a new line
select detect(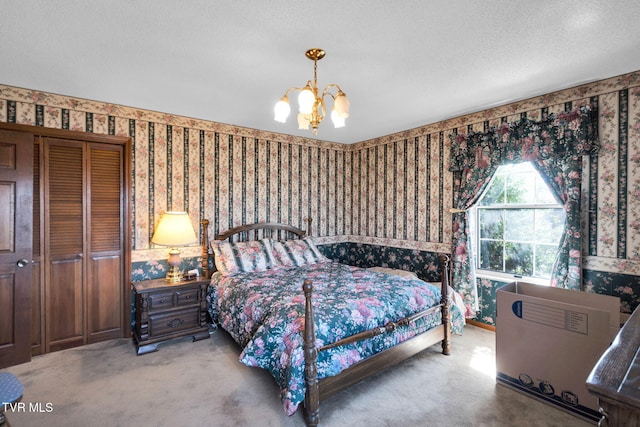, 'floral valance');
450,105,599,173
